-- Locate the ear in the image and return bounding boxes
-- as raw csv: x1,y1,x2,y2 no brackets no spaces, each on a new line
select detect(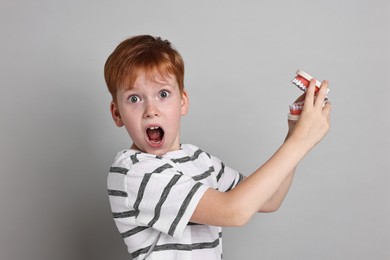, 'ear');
180,89,189,116
110,101,124,127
